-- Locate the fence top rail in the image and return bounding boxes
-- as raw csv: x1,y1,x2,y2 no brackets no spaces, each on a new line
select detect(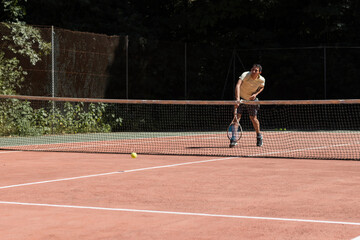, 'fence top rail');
0,95,359,105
